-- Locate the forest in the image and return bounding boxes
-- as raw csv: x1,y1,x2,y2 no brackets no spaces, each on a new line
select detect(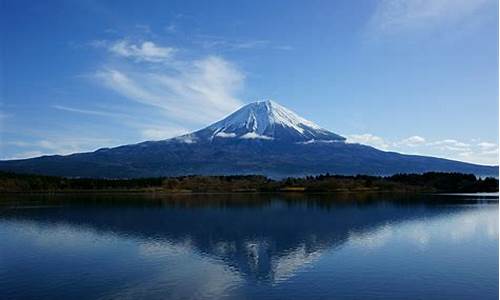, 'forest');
0,171,497,193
